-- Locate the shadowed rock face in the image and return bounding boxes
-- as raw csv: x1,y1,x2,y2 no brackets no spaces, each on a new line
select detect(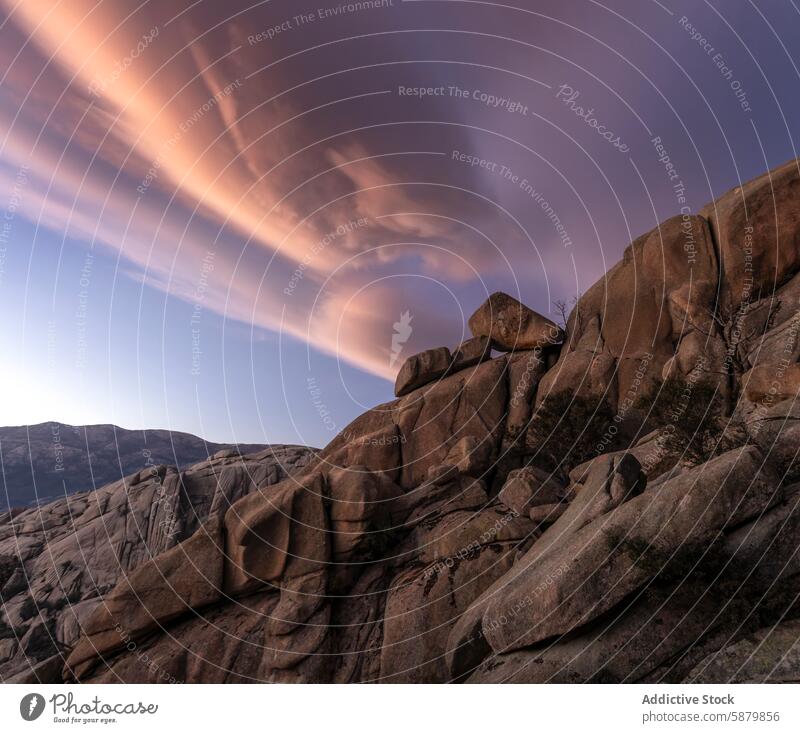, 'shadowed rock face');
5,159,800,684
